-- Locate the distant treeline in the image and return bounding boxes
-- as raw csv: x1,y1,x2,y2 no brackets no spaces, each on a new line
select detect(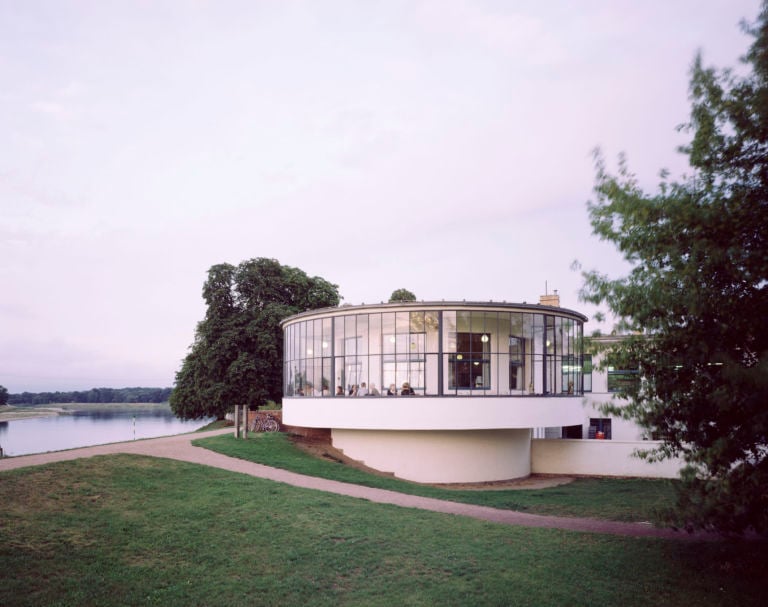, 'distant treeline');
8,387,173,405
